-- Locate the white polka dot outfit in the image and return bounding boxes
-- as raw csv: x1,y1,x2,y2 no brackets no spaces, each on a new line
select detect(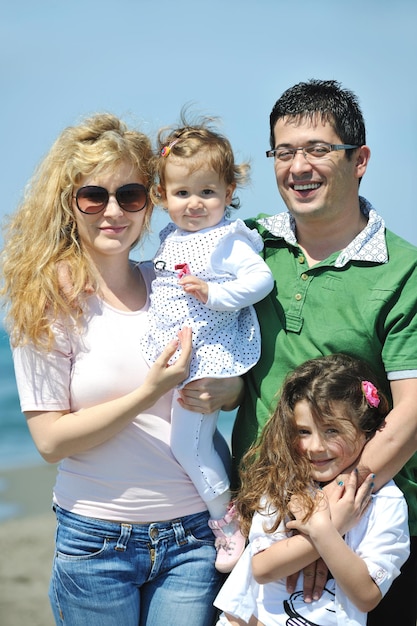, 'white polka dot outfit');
141,218,268,387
